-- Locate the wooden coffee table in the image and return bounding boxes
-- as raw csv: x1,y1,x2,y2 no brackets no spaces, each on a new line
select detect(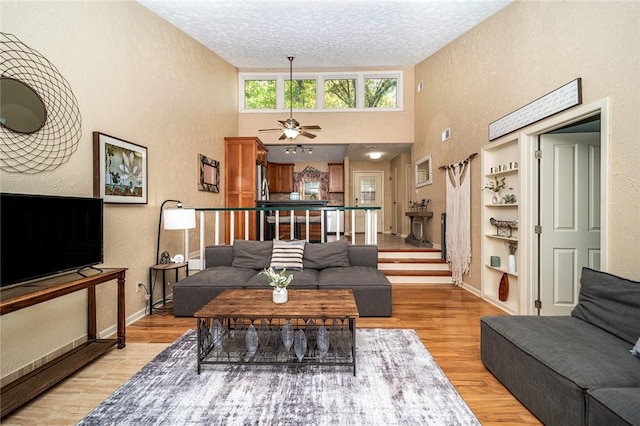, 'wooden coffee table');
195,289,359,375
